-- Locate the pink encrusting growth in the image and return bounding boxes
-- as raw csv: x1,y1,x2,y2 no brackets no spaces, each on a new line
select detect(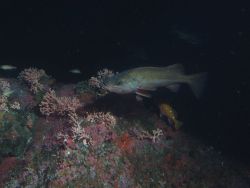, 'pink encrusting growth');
84,119,117,149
